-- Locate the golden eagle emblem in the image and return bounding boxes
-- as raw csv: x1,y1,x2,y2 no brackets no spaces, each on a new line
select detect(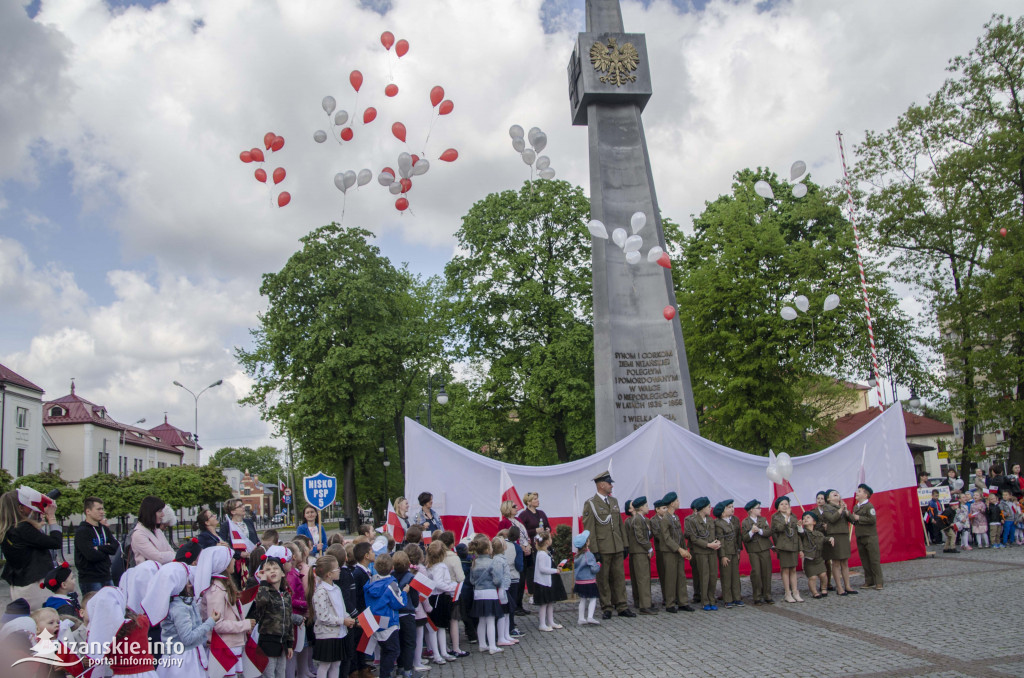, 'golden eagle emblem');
589,37,640,87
